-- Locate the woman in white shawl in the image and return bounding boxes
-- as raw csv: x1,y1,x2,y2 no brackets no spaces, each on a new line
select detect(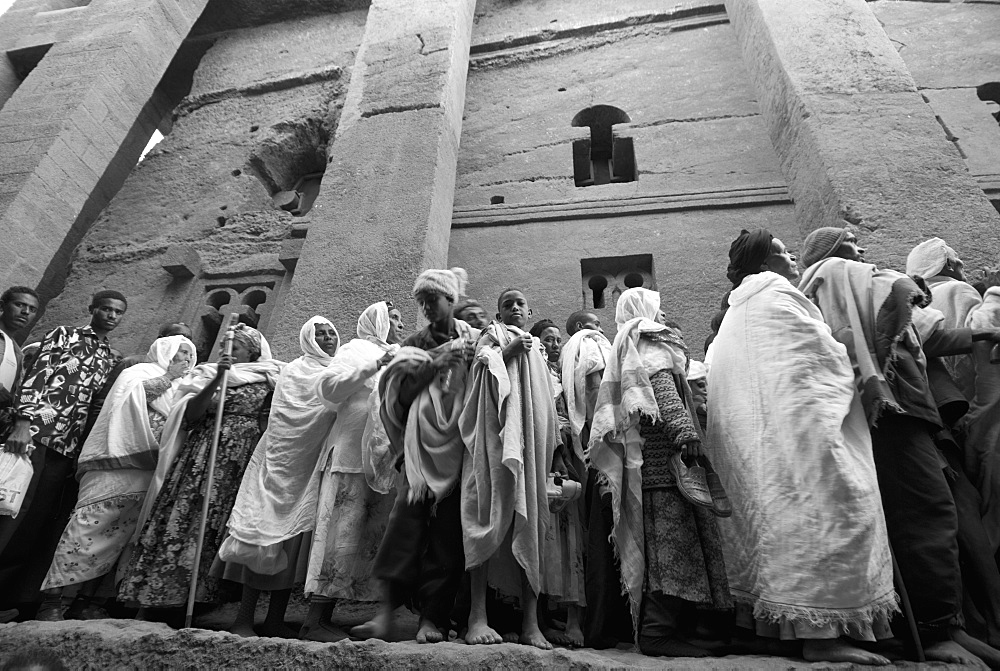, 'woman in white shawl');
302,301,402,642
37,335,196,618
118,325,284,609
708,229,896,665
213,317,340,638
589,288,730,658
